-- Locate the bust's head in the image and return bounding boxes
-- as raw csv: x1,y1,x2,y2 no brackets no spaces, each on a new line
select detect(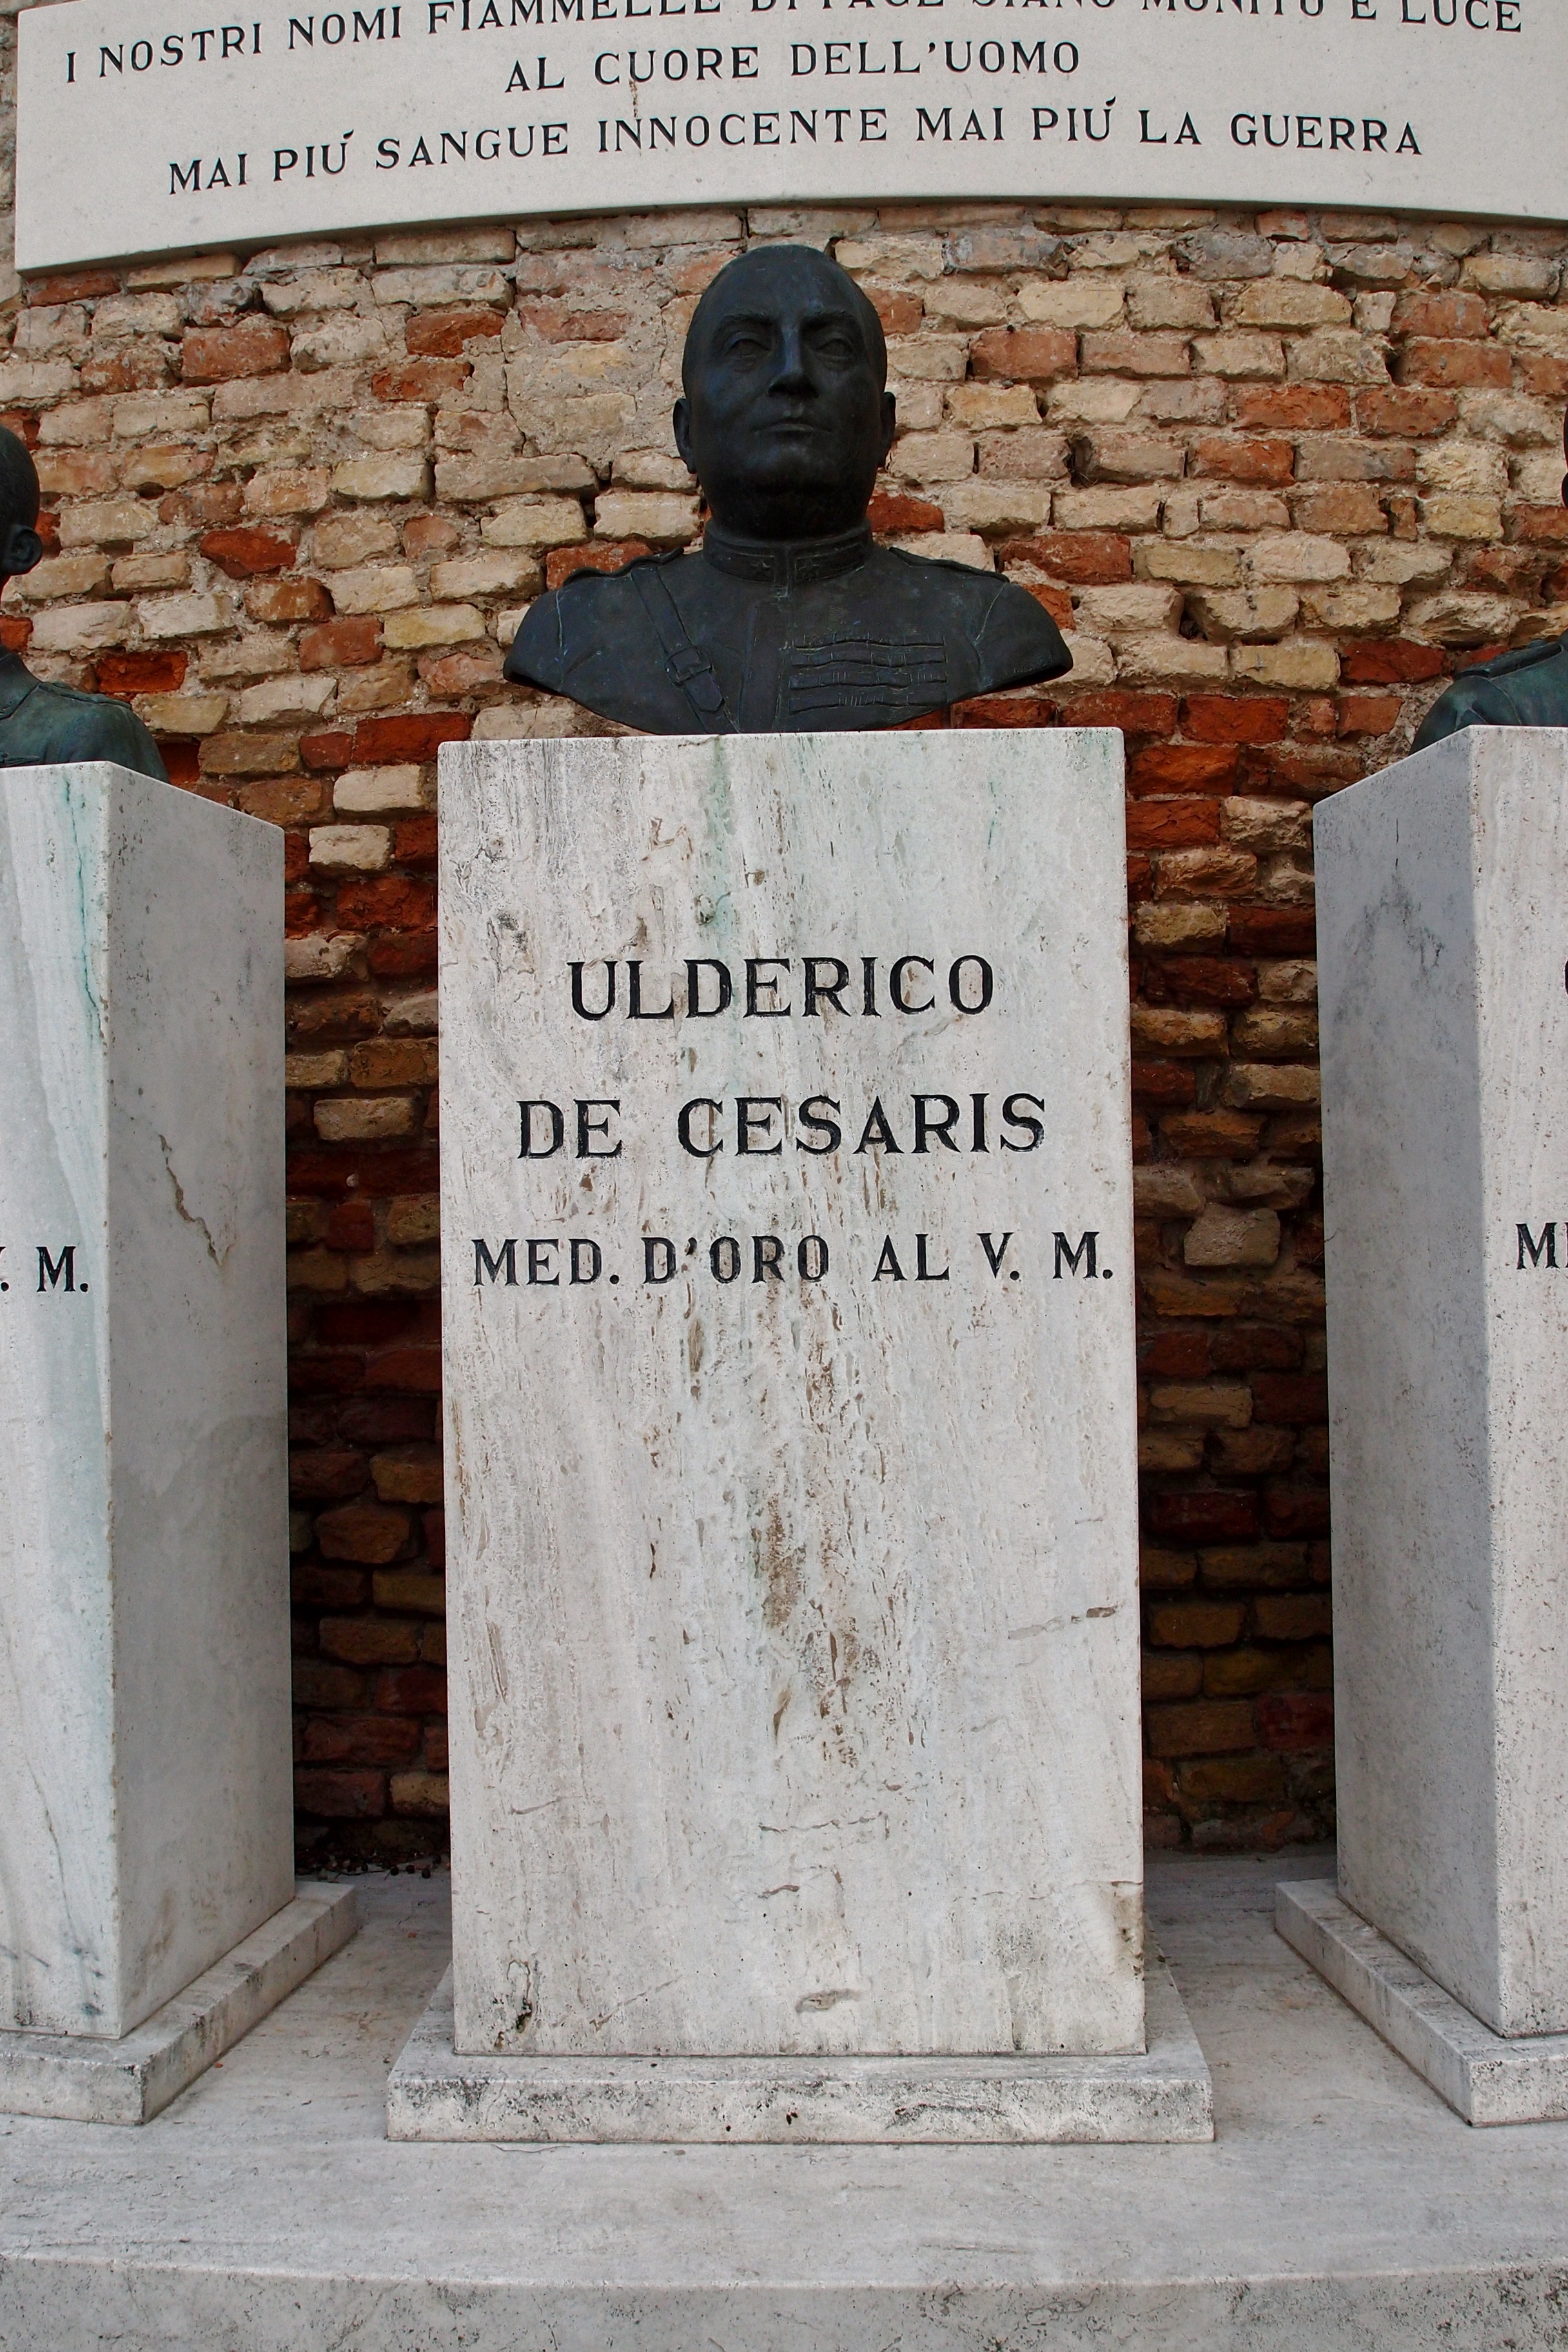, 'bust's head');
674,245,896,543
0,427,44,593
